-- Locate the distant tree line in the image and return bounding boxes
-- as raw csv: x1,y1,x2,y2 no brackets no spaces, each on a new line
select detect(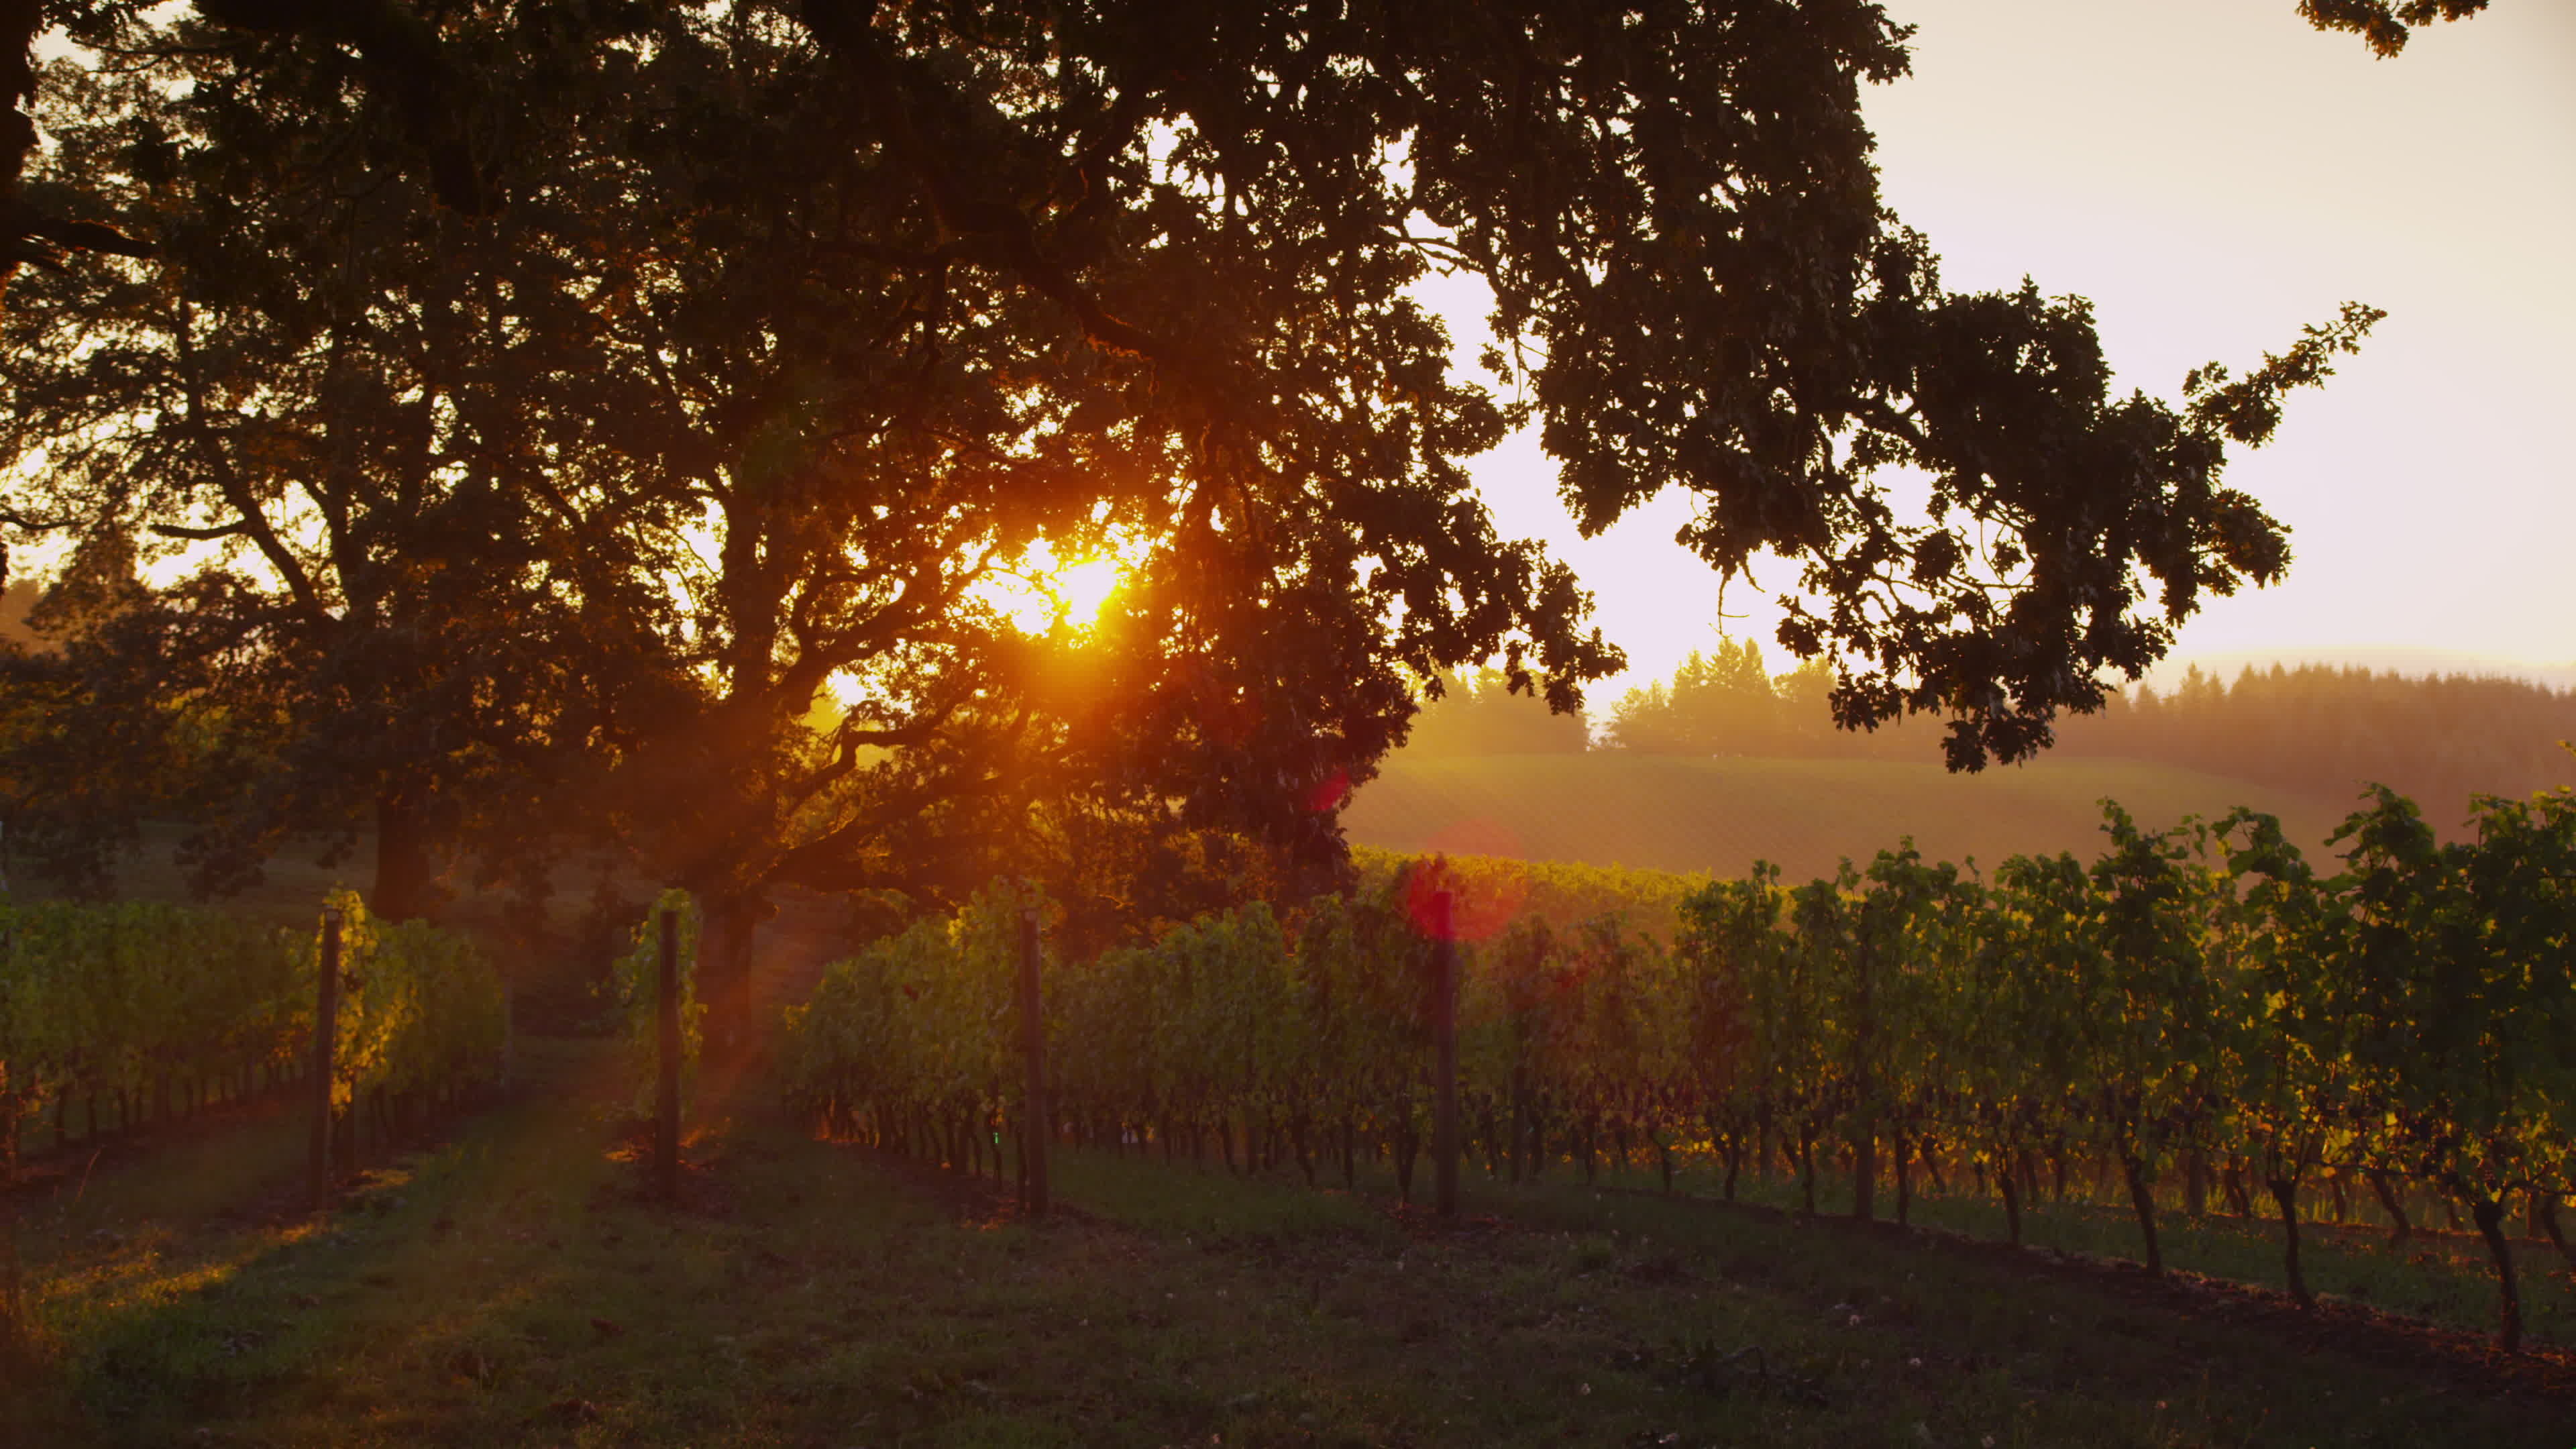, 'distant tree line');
2051,663,2576,818
1398,668,1593,757
1413,642,2576,812
1594,640,1837,757
1403,645,1836,759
